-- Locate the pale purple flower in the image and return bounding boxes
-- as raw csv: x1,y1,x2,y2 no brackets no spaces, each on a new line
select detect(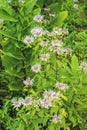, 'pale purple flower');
40,53,50,61
49,13,55,17
23,97,33,106
31,27,44,37
34,14,44,22
43,8,50,11
40,98,52,109
52,40,63,47
56,48,62,55
40,41,48,47
23,77,33,86
23,36,34,44
52,114,61,124
55,82,69,90
12,98,22,108
73,4,78,9
31,64,41,73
